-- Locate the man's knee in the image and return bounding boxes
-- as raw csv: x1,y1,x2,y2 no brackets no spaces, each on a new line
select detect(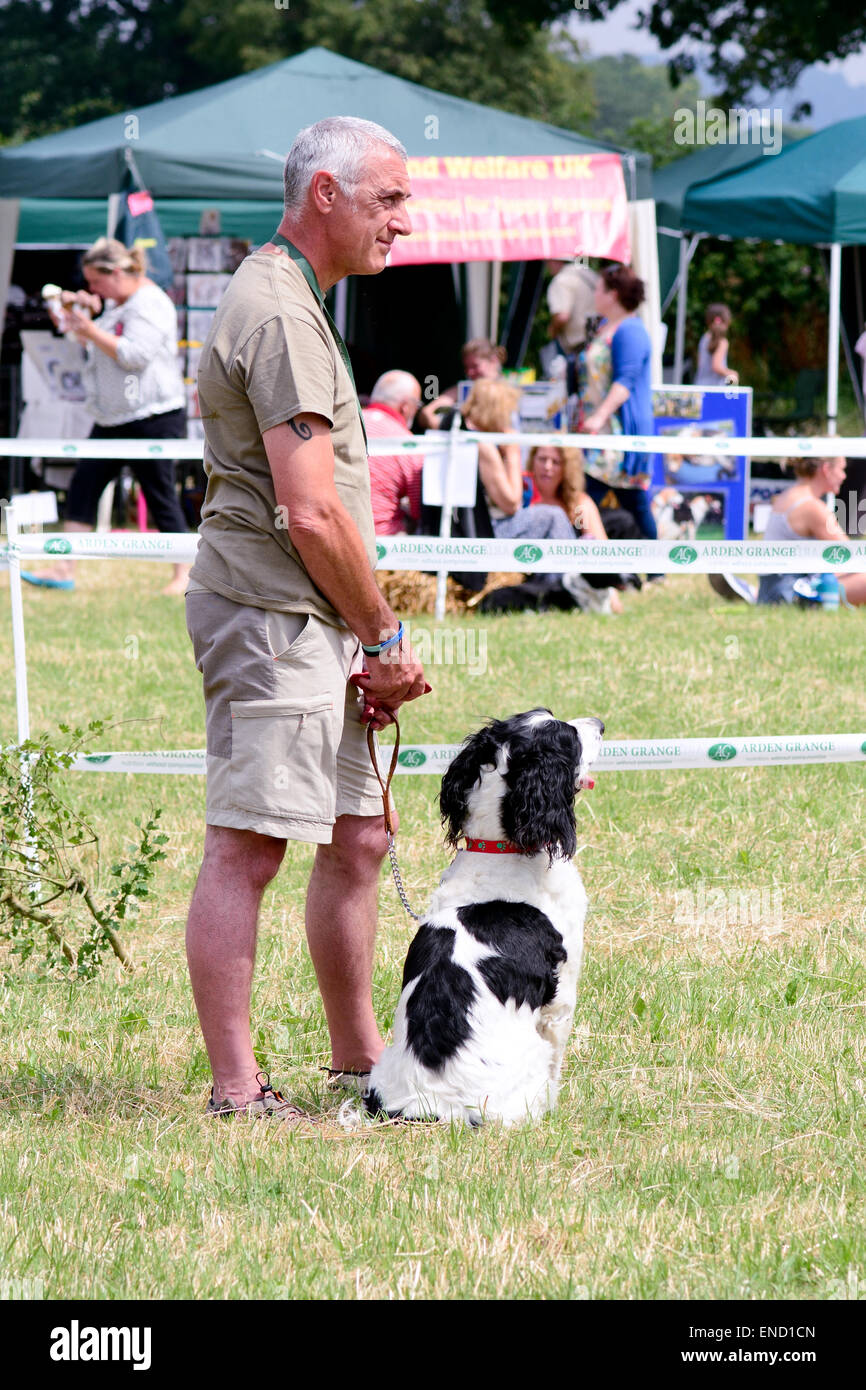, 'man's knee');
202,825,286,889
319,813,394,873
